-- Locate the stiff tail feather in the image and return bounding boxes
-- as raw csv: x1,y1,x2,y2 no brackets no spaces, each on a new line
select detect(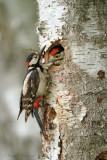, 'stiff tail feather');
33,109,44,132
25,110,31,122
